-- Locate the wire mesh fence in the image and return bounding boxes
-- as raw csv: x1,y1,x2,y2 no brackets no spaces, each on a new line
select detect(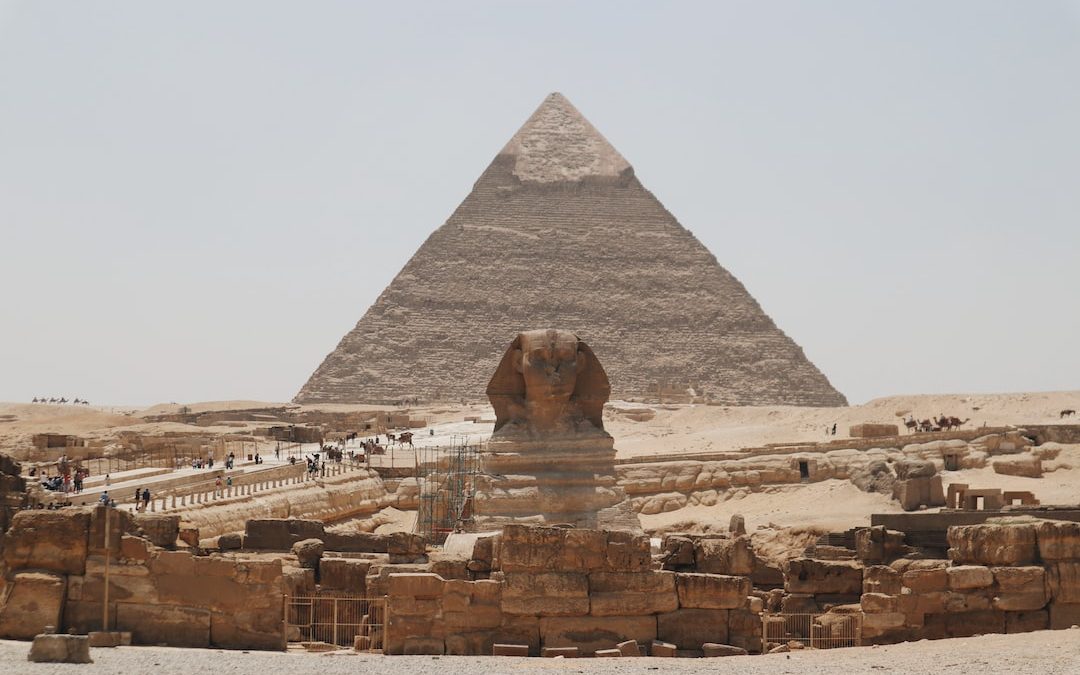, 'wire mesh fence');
762,612,861,650
284,595,384,651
